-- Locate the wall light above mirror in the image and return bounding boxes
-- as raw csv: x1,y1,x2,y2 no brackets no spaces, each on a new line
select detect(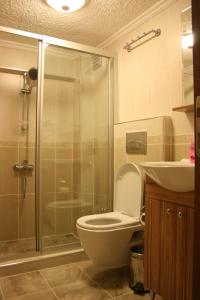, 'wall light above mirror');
182,5,194,107
182,32,193,49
